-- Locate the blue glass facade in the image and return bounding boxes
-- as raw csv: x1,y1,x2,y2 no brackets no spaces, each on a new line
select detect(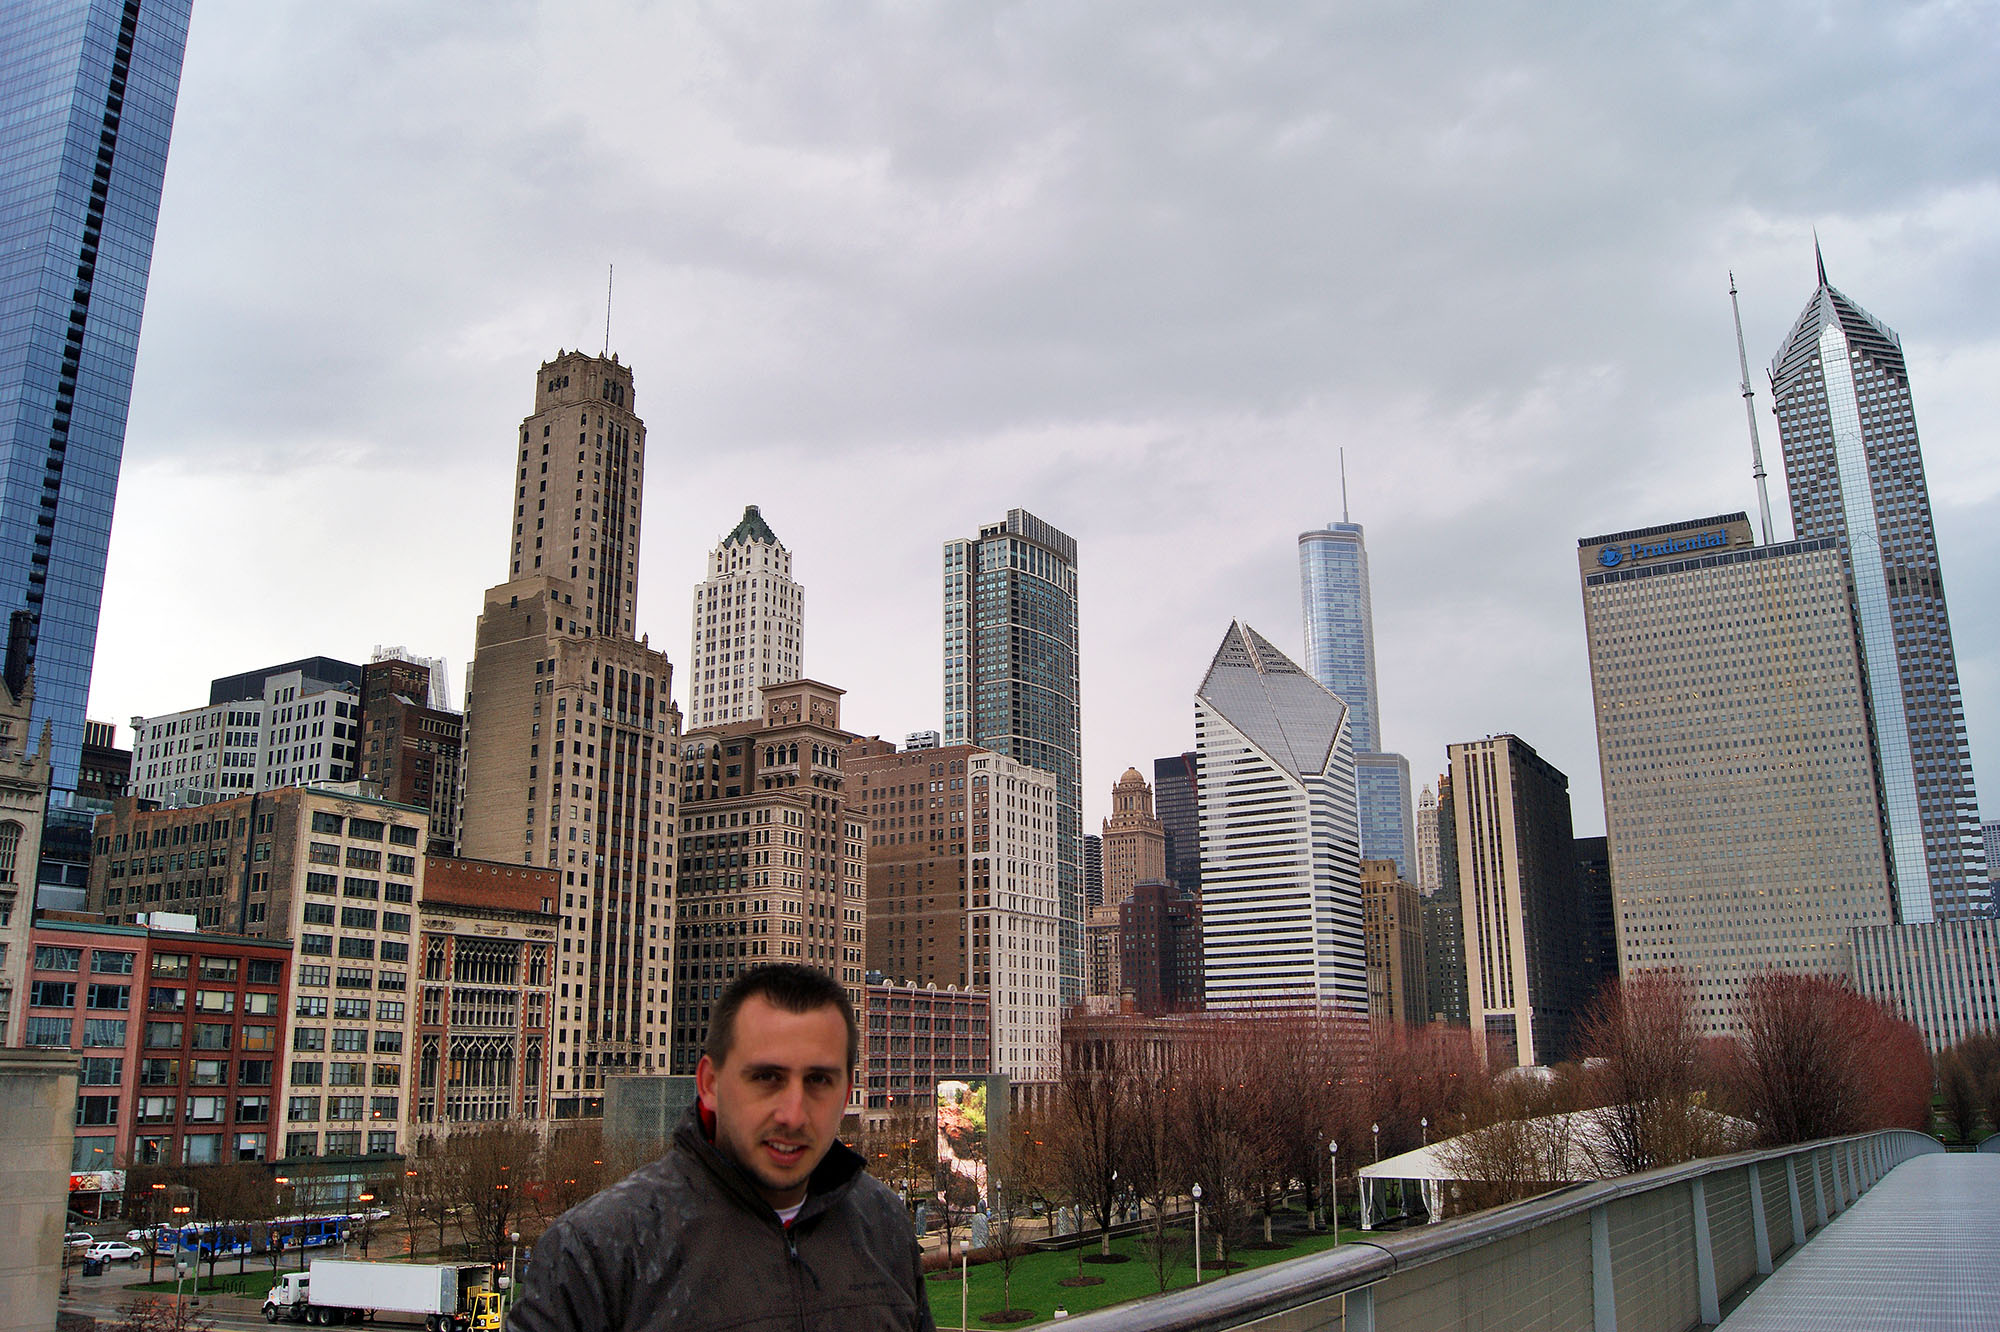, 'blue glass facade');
1355,751,1415,876
944,509,1082,1000
0,0,192,794
1770,267,1988,921
1299,523,1377,752
1300,521,1413,875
